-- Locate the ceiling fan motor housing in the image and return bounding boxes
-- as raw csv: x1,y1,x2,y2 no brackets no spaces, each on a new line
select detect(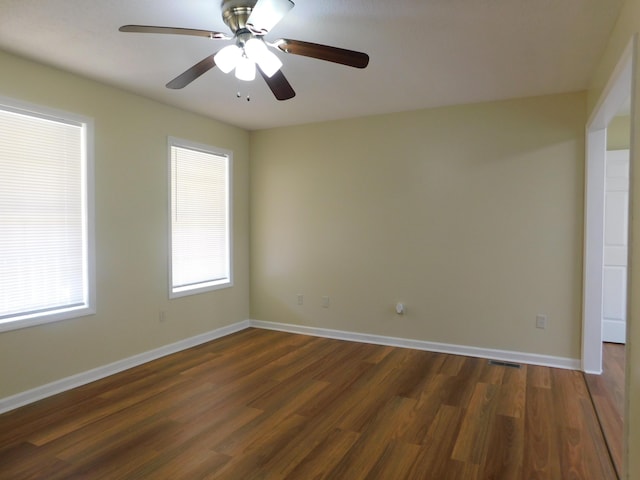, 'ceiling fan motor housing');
221,0,258,33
